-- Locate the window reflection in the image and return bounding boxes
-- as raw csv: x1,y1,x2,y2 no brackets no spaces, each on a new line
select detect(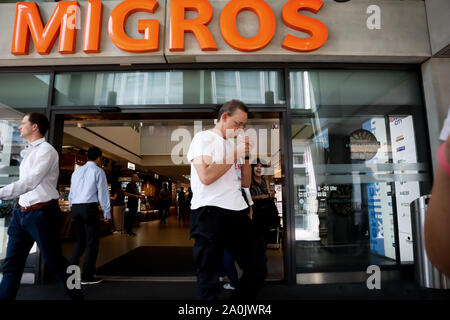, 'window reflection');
54,70,285,106
292,115,429,269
